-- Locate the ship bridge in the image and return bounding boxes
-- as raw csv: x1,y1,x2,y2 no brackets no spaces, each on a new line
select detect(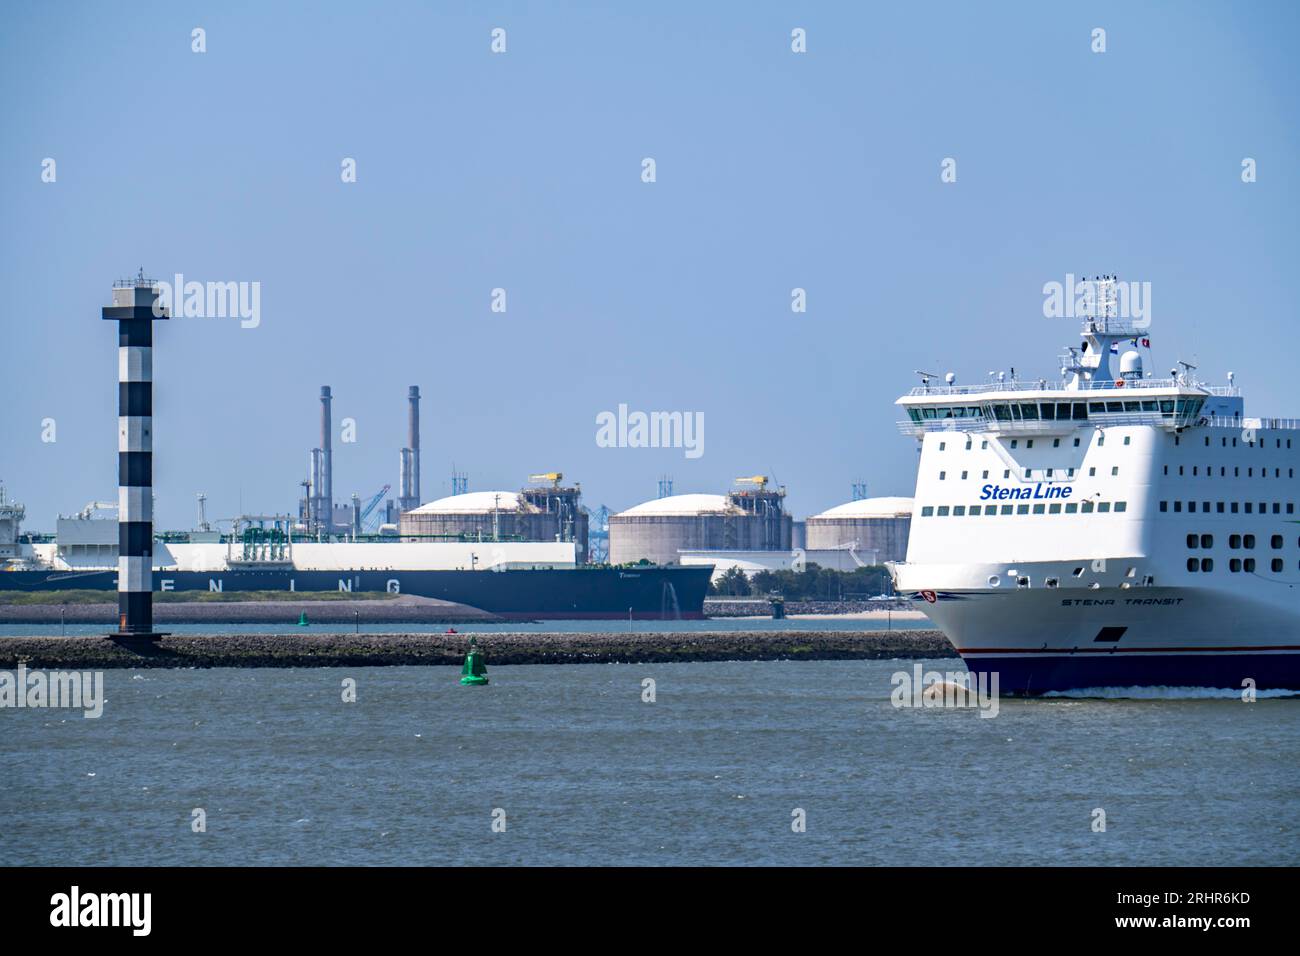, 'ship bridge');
897,379,1238,437
898,280,1243,437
